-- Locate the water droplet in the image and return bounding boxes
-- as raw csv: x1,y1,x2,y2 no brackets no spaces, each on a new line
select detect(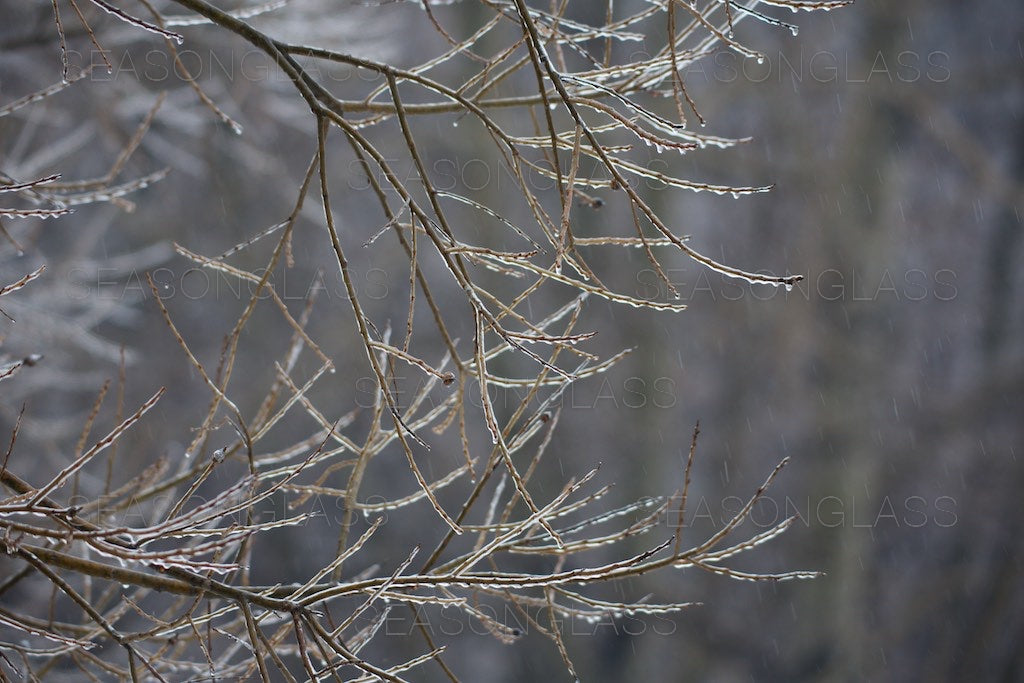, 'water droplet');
452,120,458,128
756,55,765,65
784,282,794,292
790,26,799,37
549,103,558,110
